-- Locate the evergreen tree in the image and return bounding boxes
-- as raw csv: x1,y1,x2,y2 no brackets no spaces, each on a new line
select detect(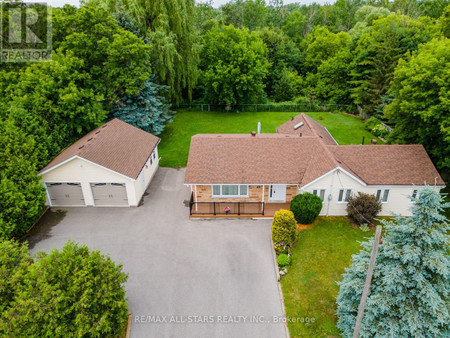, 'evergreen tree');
113,76,174,136
336,187,450,337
